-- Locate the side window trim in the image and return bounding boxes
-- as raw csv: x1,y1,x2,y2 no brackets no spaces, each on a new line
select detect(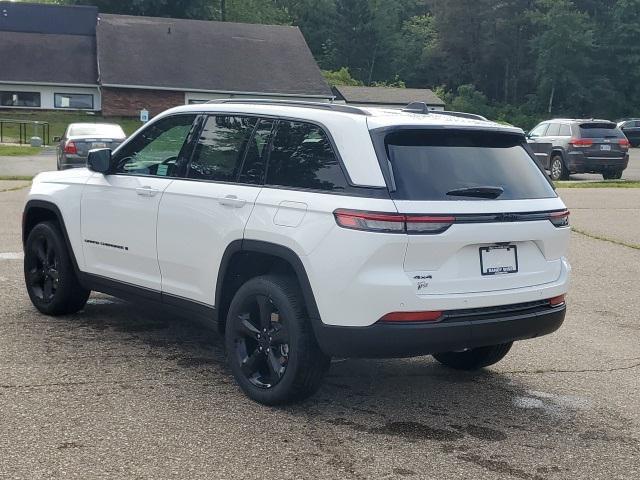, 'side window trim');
236,117,276,185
